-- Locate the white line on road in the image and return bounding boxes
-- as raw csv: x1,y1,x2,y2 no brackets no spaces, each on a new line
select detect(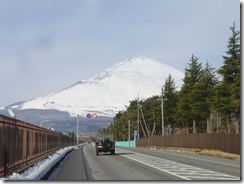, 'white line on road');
116,148,240,180
151,149,240,168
